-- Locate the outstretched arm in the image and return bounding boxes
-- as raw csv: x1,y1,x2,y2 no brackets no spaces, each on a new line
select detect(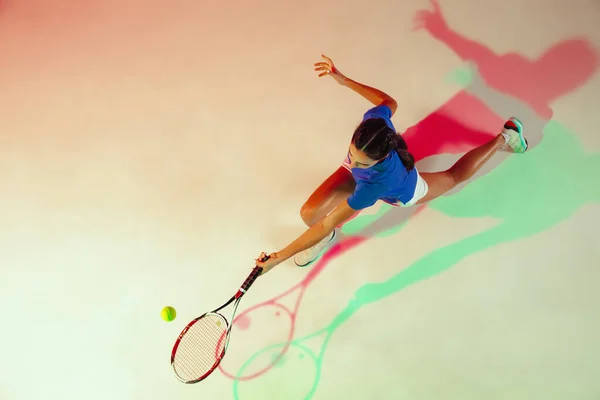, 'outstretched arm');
315,54,398,115
342,77,398,115
256,200,358,274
